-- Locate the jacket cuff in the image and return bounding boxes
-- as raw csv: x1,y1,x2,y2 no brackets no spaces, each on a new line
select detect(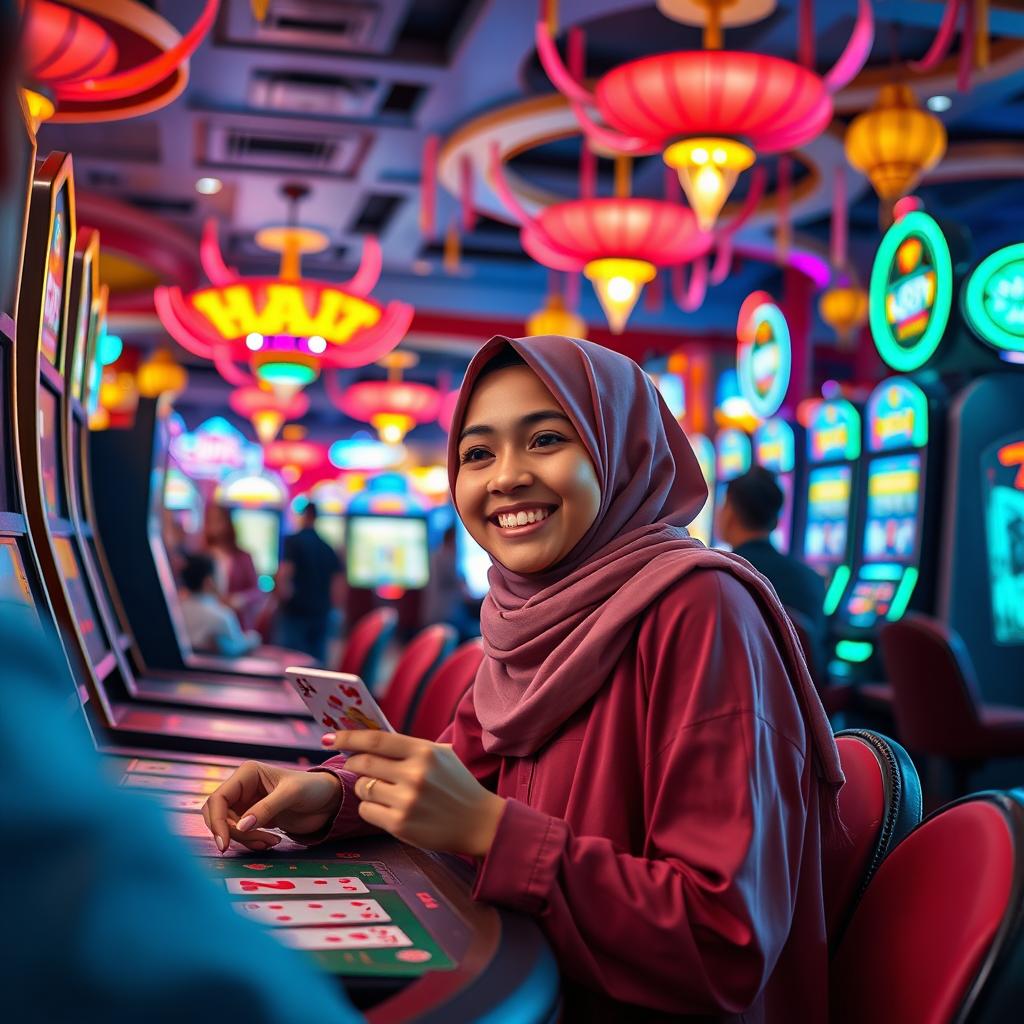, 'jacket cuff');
472,798,568,914
283,759,361,846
